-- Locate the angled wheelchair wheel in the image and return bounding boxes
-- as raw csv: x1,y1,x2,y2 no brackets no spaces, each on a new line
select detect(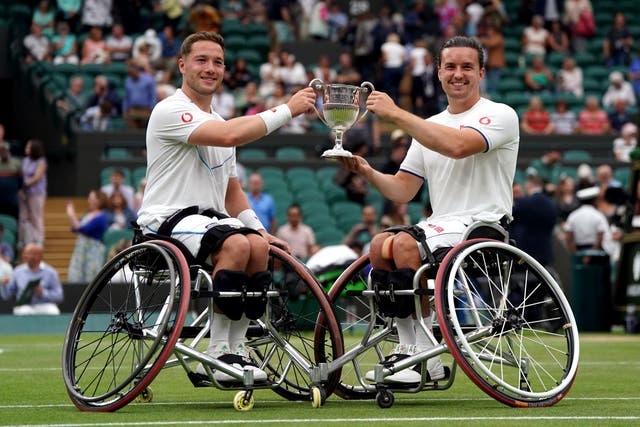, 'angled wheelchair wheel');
435,239,580,407
249,246,343,401
315,254,396,400
62,241,190,412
